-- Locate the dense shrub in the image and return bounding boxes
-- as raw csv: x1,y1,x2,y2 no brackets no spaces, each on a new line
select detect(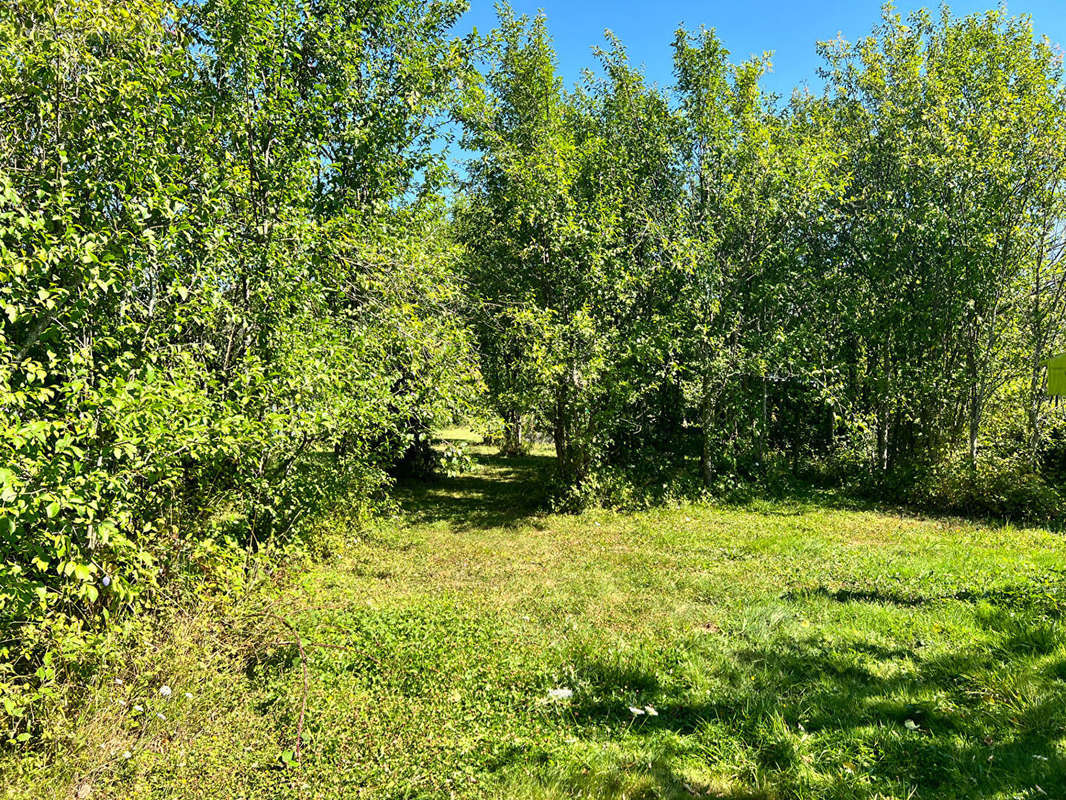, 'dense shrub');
911,455,1065,526
0,0,477,734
